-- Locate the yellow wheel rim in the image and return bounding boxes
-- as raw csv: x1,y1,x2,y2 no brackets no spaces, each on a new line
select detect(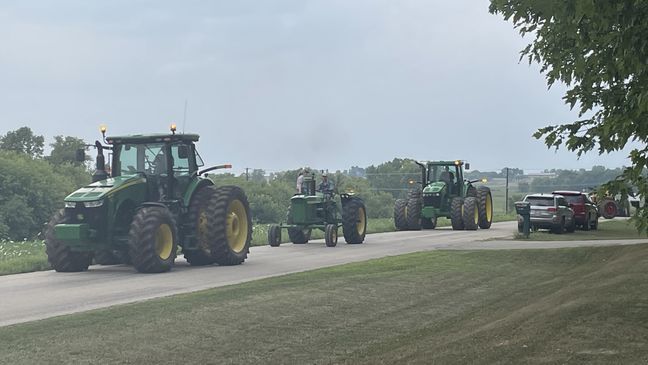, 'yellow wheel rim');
486,193,493,222
155,224,173,260
226,199,248,253
357,207,366,235
473,204,479,224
